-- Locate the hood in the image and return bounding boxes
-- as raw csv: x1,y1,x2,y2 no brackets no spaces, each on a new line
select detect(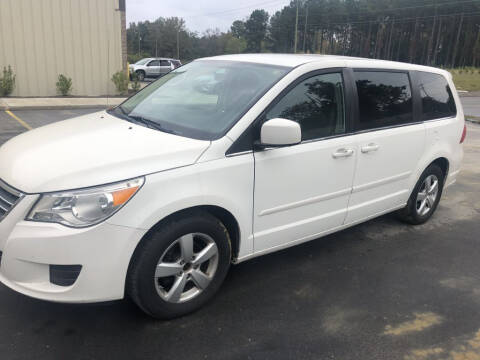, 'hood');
0,111,210,193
